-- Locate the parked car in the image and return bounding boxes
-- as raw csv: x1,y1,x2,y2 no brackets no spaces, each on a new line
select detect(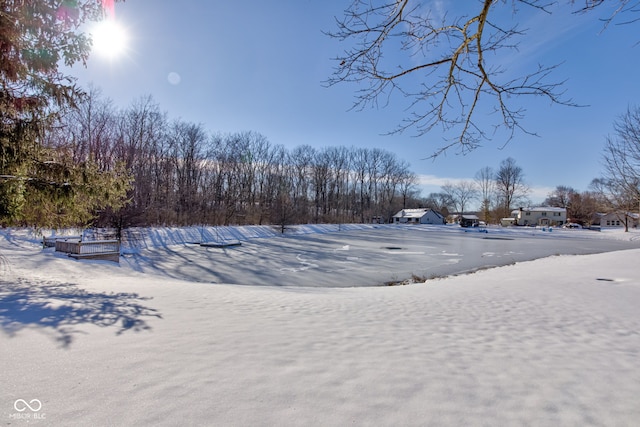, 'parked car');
563,223,582,229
